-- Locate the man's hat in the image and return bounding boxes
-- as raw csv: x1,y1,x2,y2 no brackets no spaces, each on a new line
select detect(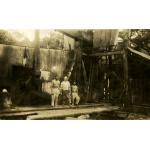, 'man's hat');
2,89,8,93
